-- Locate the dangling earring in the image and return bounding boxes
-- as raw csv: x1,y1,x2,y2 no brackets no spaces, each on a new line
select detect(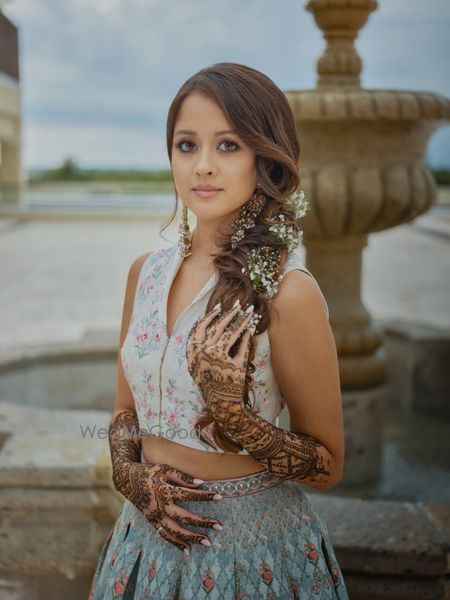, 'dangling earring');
230,182,266,249
178,202,193,257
